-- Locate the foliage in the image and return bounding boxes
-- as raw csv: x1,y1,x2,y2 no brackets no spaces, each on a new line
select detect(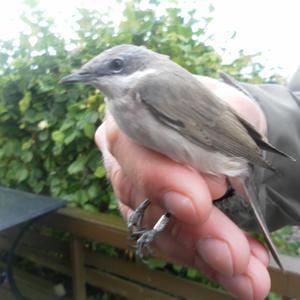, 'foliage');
0,0,268,212
272,226,300,256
